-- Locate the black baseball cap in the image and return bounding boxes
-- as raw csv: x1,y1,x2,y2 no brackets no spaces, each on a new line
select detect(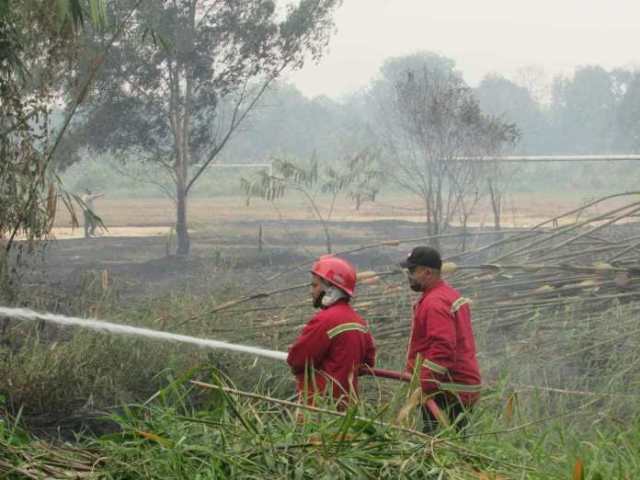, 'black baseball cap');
399,246,442,270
